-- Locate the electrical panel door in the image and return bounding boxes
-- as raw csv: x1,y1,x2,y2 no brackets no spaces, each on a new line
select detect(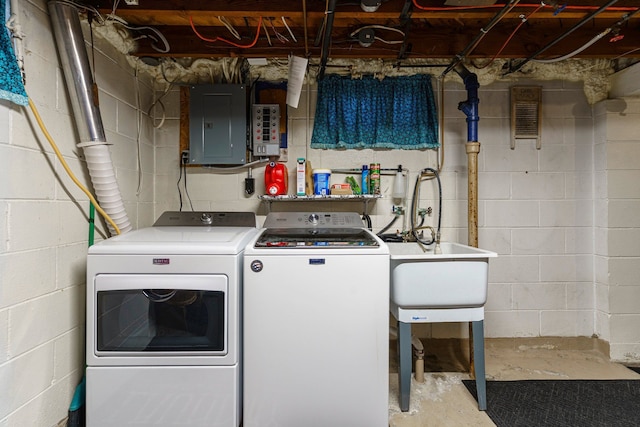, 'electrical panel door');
189,84,247,165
